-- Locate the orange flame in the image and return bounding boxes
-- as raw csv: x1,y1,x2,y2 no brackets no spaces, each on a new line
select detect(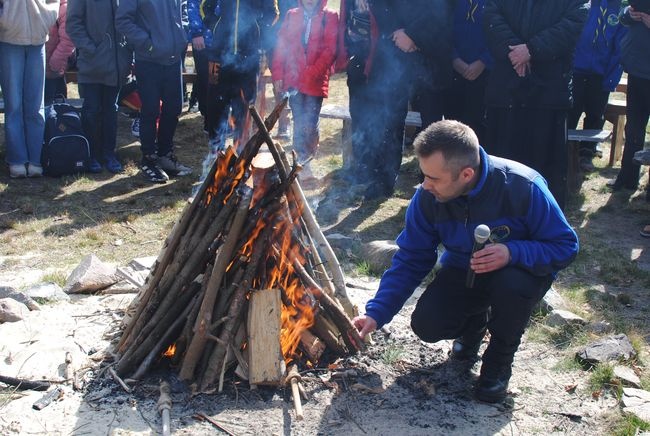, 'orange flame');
163,343,176,358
